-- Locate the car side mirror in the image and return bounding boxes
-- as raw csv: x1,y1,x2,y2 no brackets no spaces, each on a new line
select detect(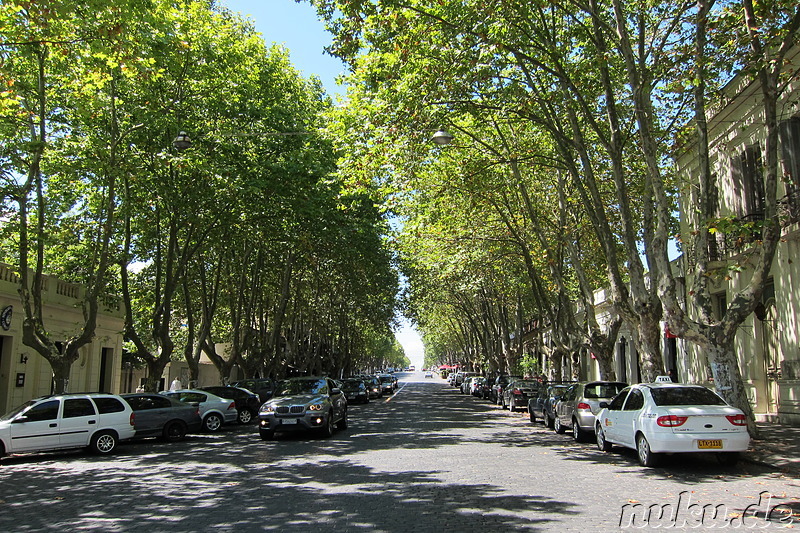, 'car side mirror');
331,387,341,395
599,401,609,408
11,415,29,424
